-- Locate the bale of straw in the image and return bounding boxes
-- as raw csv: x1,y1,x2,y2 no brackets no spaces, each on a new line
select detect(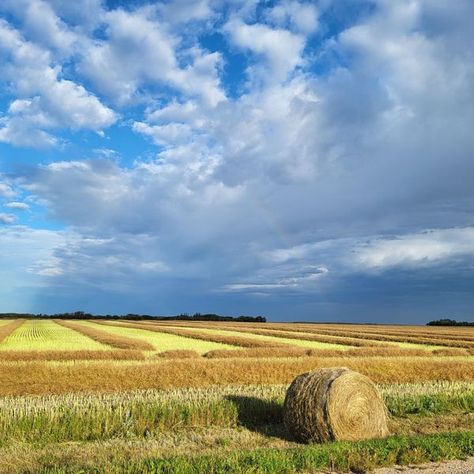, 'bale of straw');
283,367,389,443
